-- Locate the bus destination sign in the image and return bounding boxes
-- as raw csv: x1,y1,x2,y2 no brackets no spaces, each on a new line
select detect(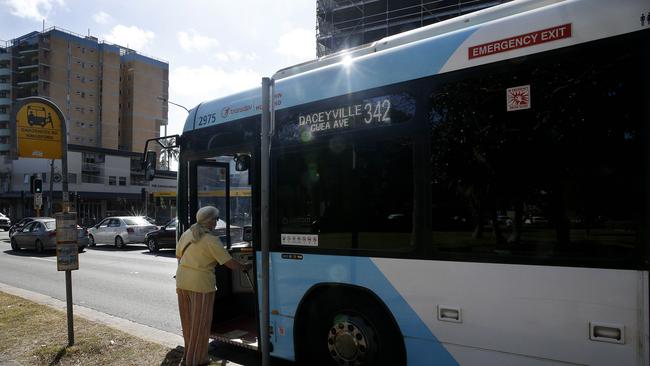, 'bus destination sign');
278,93,415,142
